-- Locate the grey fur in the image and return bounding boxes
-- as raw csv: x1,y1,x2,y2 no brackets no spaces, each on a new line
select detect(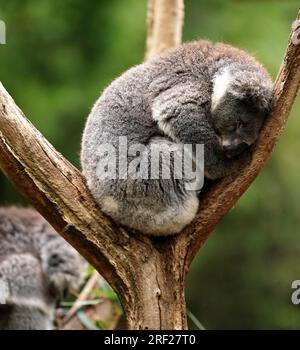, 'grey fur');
0,207,85,330
81,40,273,236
